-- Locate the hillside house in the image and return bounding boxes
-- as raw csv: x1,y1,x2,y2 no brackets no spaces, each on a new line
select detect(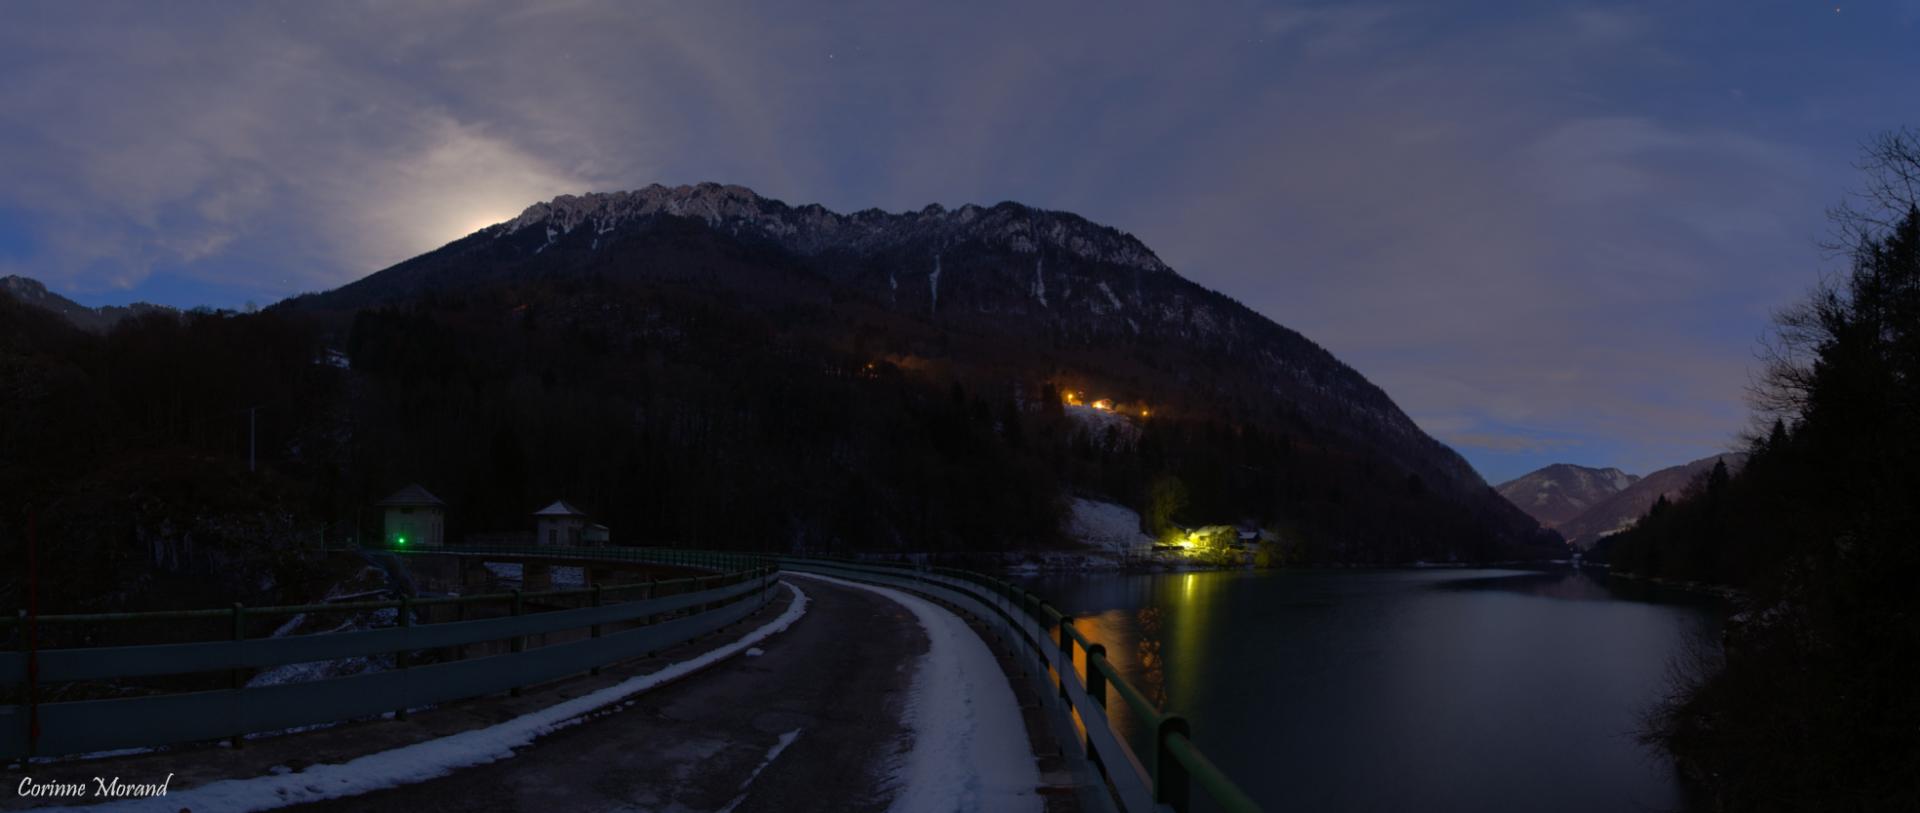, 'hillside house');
378,484,445,547
534,500,596,547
